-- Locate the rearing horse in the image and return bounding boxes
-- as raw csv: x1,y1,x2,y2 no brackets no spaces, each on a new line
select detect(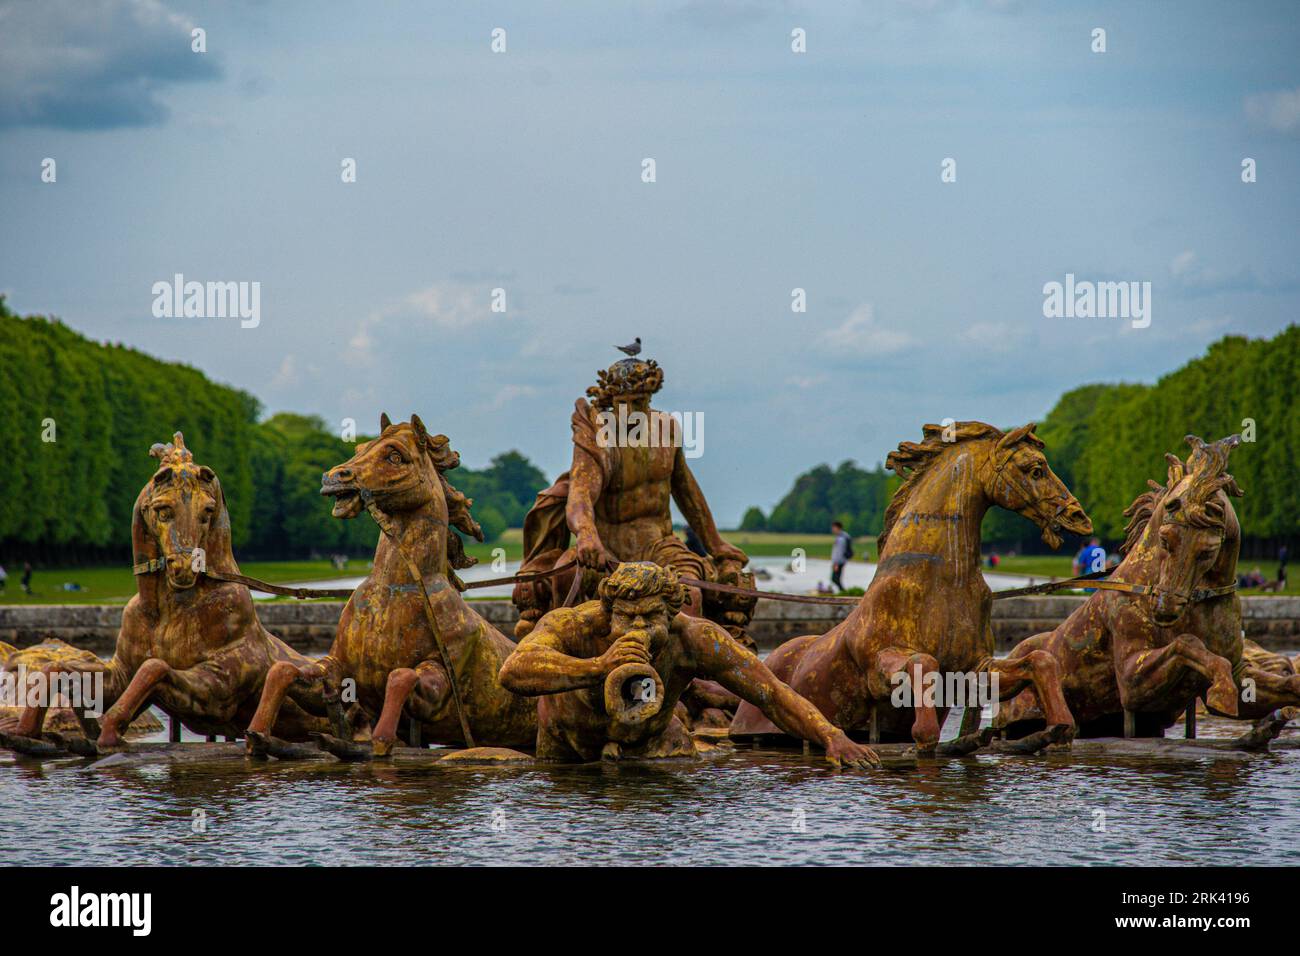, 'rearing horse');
731,422,1092,751
999,434,1298,738
4,433,326,754
245,414,536,758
